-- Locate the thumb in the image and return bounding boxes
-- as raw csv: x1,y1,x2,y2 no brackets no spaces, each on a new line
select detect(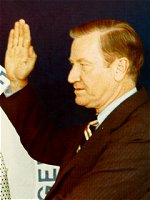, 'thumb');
28,46,37,69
